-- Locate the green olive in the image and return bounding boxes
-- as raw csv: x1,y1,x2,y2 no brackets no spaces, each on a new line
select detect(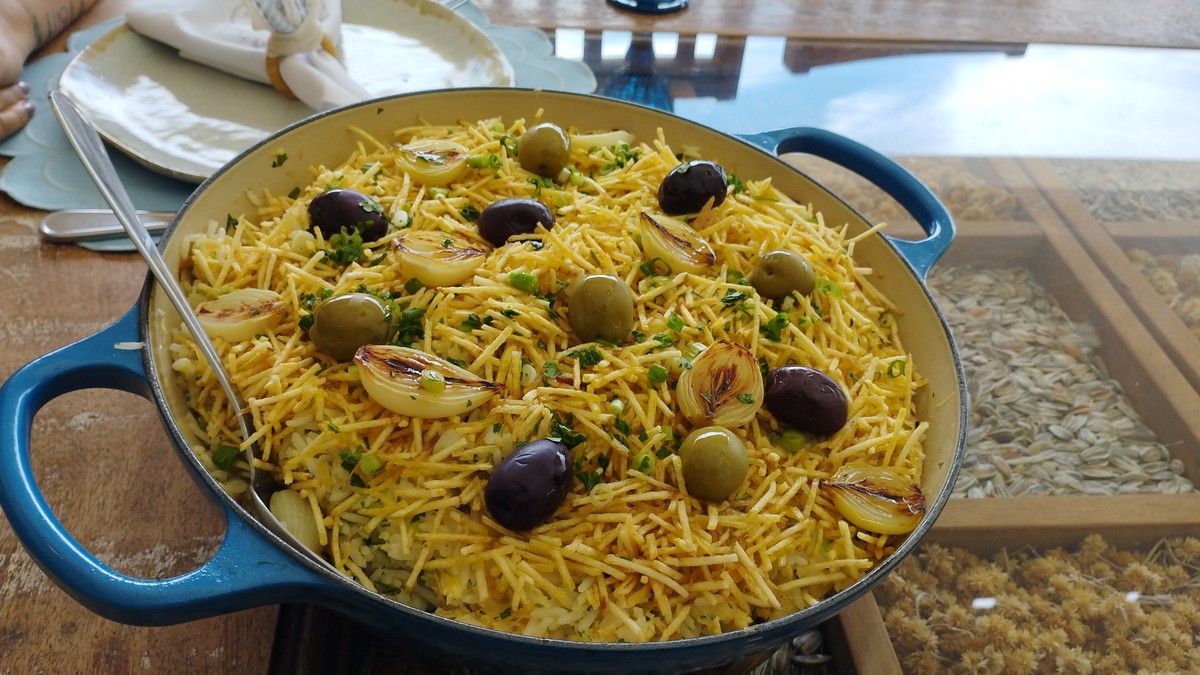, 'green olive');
749,250,816,299
518,123,570,178
568,274,635,343
678,426,750,501
309,293,393,361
